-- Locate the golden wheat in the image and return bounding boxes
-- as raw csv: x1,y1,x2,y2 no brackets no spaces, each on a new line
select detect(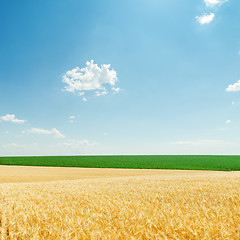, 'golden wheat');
0,168,240,239
0,165,169,183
